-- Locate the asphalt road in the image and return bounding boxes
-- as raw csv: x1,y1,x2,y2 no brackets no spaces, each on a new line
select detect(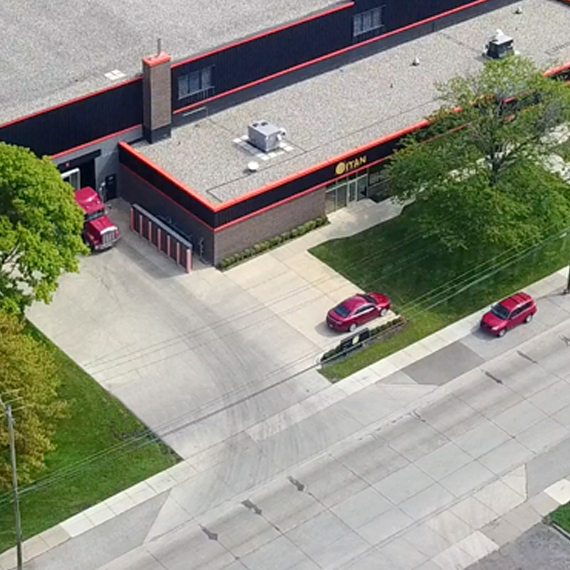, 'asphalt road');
467,524,570,570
